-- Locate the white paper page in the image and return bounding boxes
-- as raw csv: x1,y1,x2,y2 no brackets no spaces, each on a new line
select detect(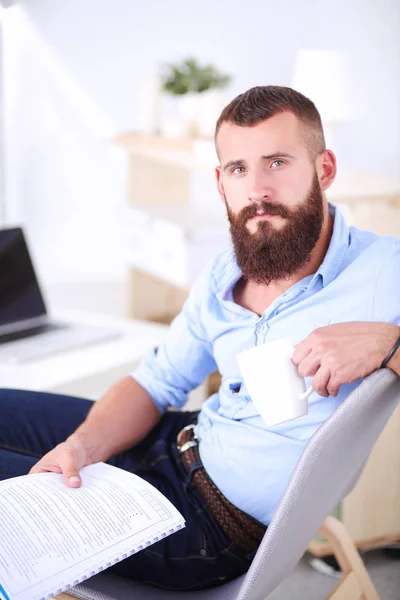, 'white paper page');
0,463,185,600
